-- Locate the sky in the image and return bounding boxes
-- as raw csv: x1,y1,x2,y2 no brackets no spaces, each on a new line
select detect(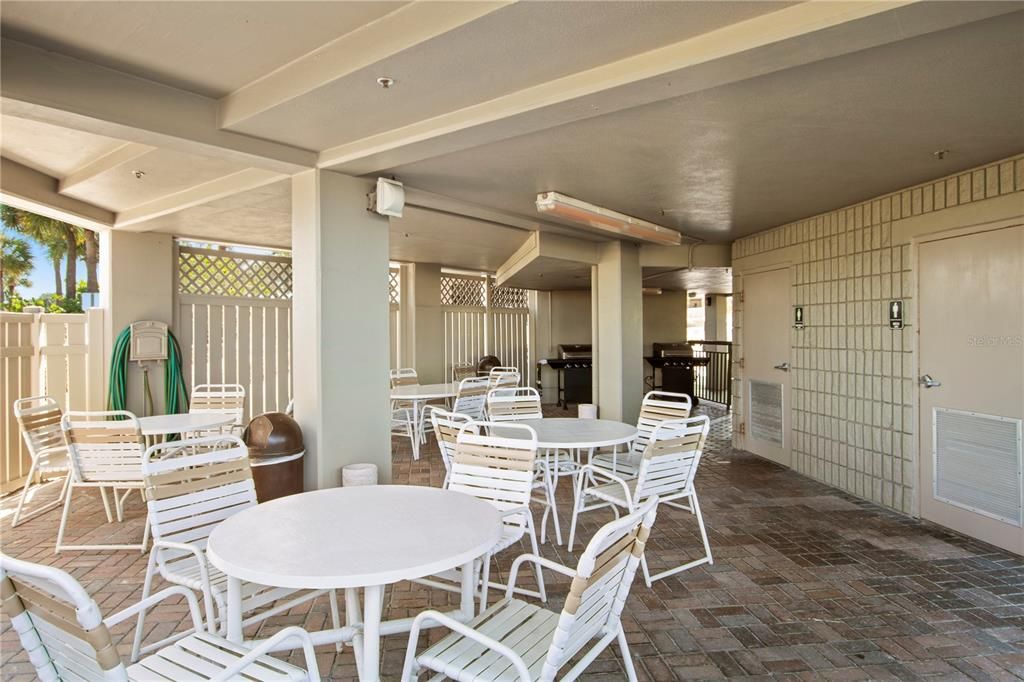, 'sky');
7,232,87,298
